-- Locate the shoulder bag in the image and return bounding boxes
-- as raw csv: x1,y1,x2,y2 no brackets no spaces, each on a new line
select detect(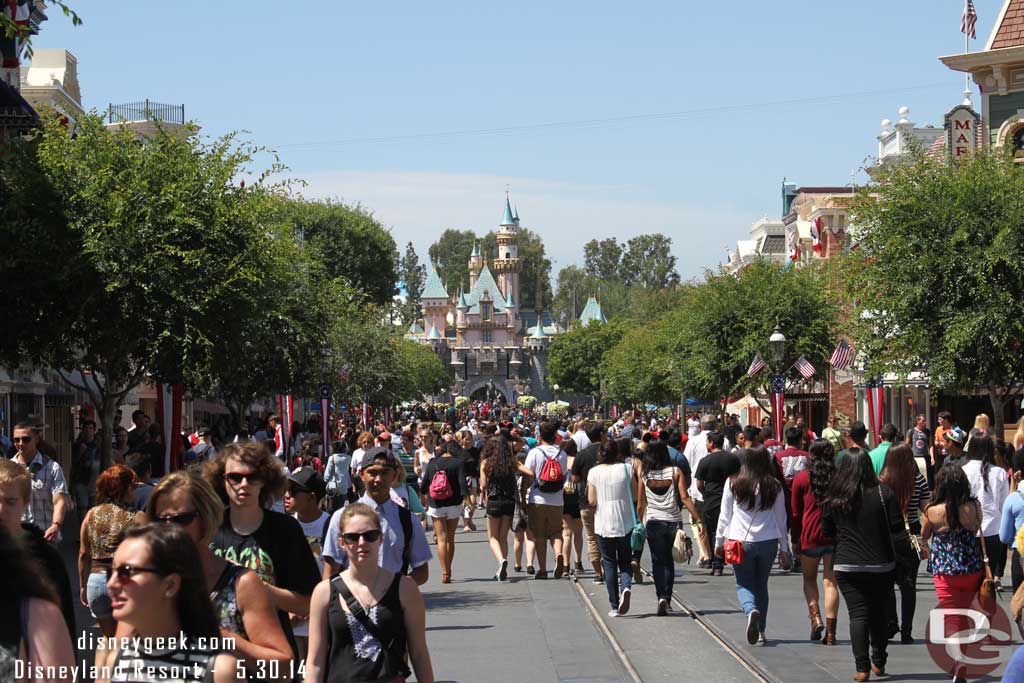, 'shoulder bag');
623,463,646,553
977,501,998,615
723,496,757,566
